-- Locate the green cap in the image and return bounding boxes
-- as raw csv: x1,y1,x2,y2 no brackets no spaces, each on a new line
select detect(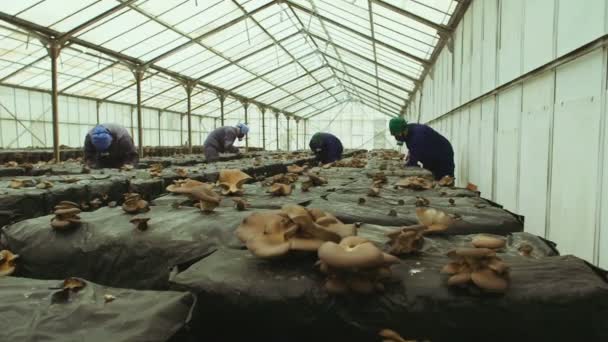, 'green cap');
389,117,408,135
